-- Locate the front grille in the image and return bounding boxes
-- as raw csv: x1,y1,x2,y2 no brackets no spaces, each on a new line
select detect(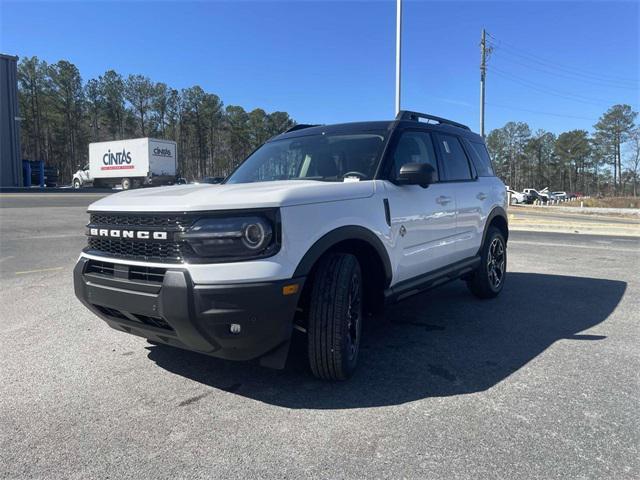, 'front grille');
89,213,193,230
86,212,197,262
87,237,190,262
129,265,167,283
86,260,115,276
85,260,167,284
